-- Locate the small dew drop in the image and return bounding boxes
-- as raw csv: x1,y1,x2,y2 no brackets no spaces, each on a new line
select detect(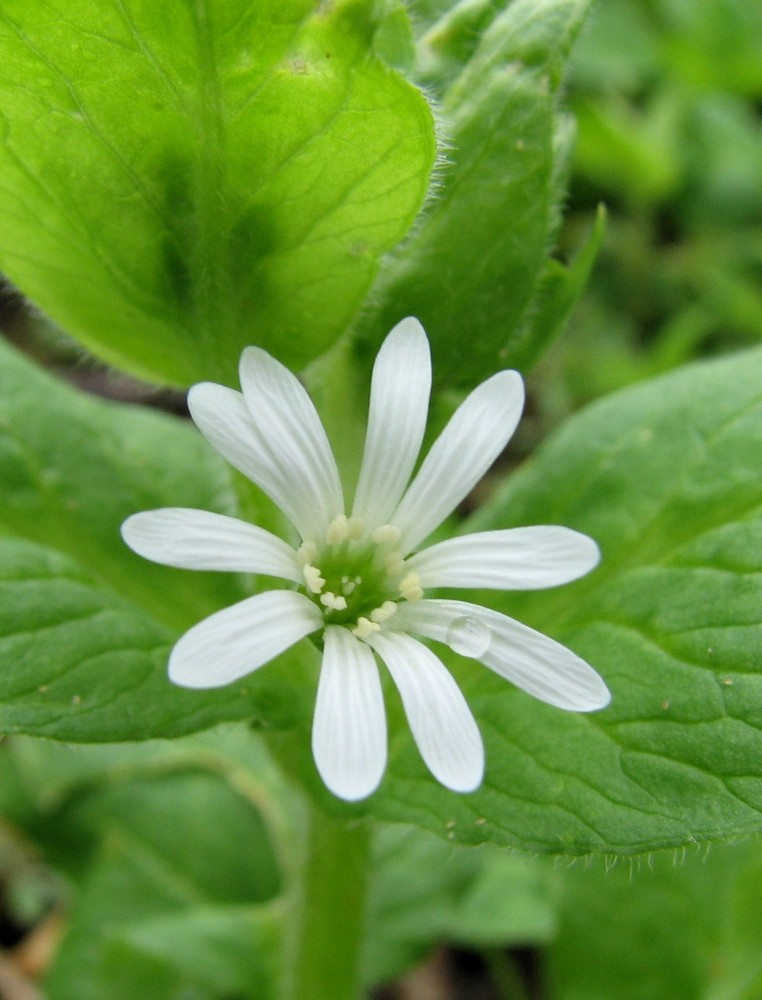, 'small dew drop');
446,616,491,658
